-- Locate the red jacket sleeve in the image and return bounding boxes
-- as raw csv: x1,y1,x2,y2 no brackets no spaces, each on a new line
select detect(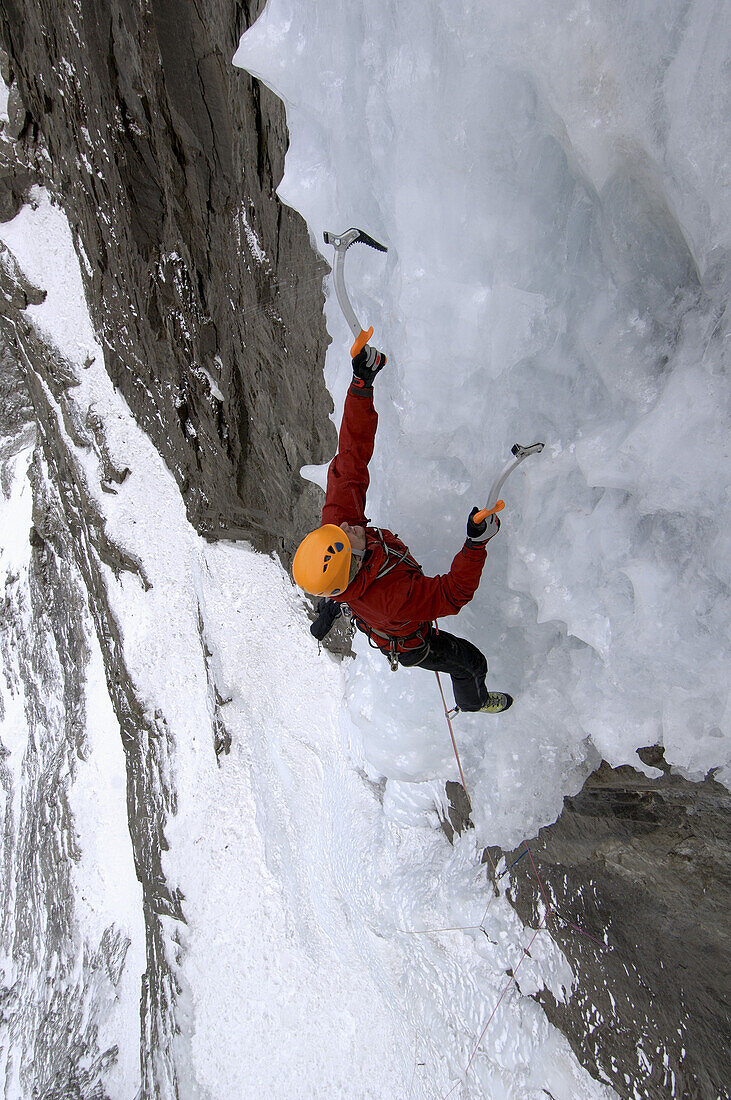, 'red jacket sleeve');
321,383,378,527
389,542,487,622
